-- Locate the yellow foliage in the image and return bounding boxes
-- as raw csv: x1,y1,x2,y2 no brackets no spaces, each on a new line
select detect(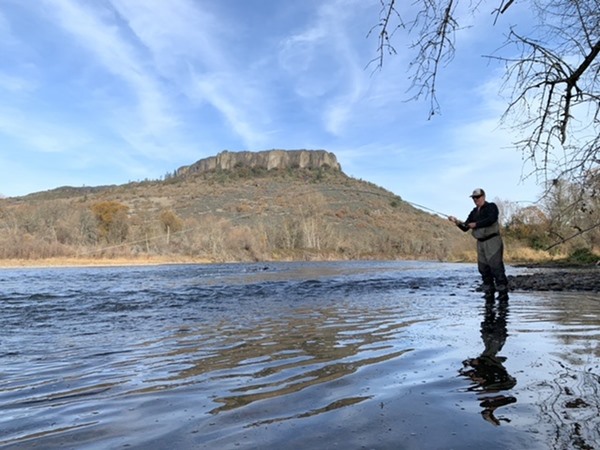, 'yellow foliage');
90,201,129,242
